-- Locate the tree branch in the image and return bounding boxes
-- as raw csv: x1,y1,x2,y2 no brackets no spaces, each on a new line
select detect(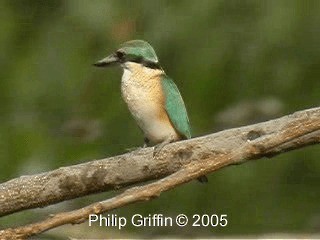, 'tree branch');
0,107,319,239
